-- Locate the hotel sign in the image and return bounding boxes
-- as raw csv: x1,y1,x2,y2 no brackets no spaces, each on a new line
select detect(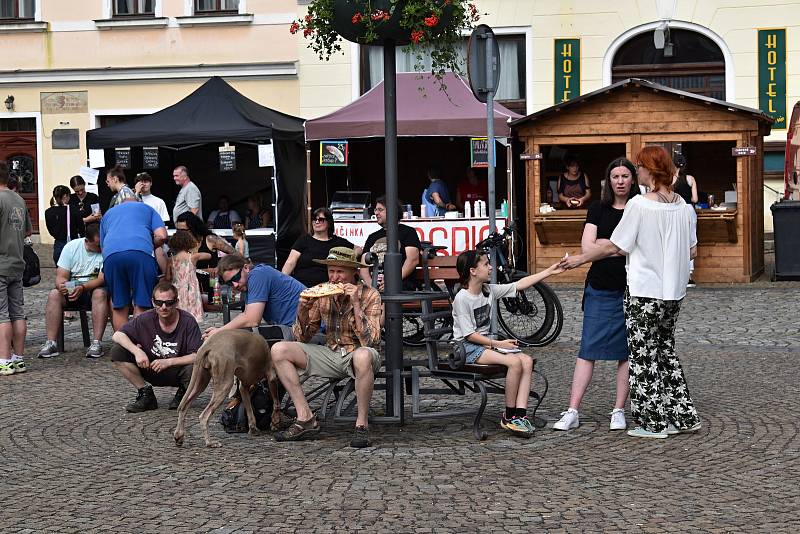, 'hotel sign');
554,39,580,104
758,29,786,129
